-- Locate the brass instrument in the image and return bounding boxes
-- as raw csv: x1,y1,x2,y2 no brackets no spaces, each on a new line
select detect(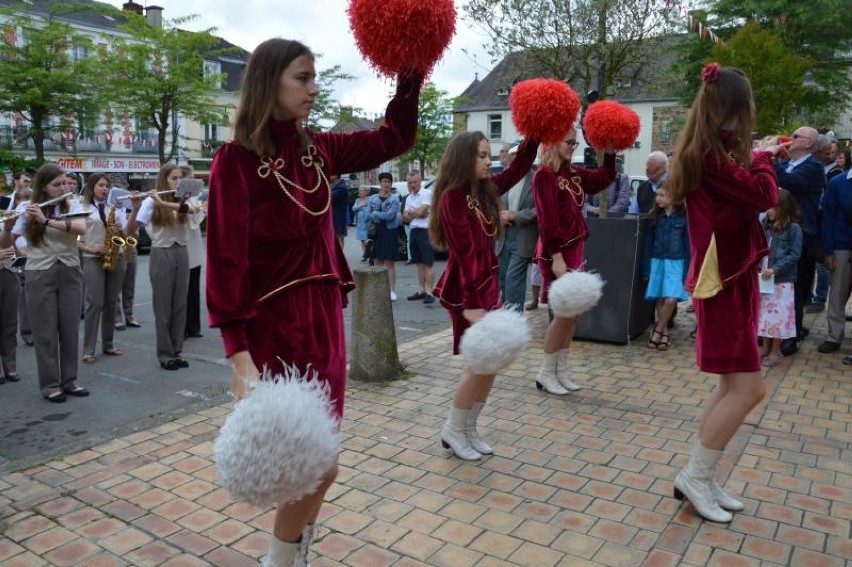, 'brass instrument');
101,204,126,272
123,235,137,262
